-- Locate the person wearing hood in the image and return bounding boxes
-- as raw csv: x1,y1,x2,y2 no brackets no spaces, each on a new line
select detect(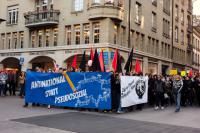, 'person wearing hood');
154,75,165,110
